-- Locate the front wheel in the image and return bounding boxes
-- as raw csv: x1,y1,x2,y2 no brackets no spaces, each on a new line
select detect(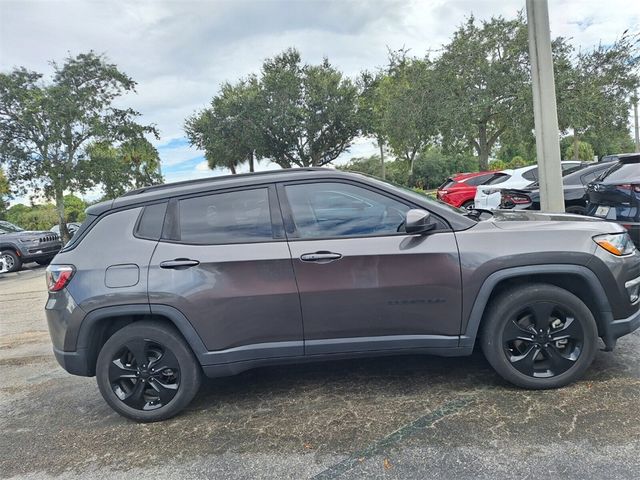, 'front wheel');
481,284,598,389
0,250,22,273
96,321,202,422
